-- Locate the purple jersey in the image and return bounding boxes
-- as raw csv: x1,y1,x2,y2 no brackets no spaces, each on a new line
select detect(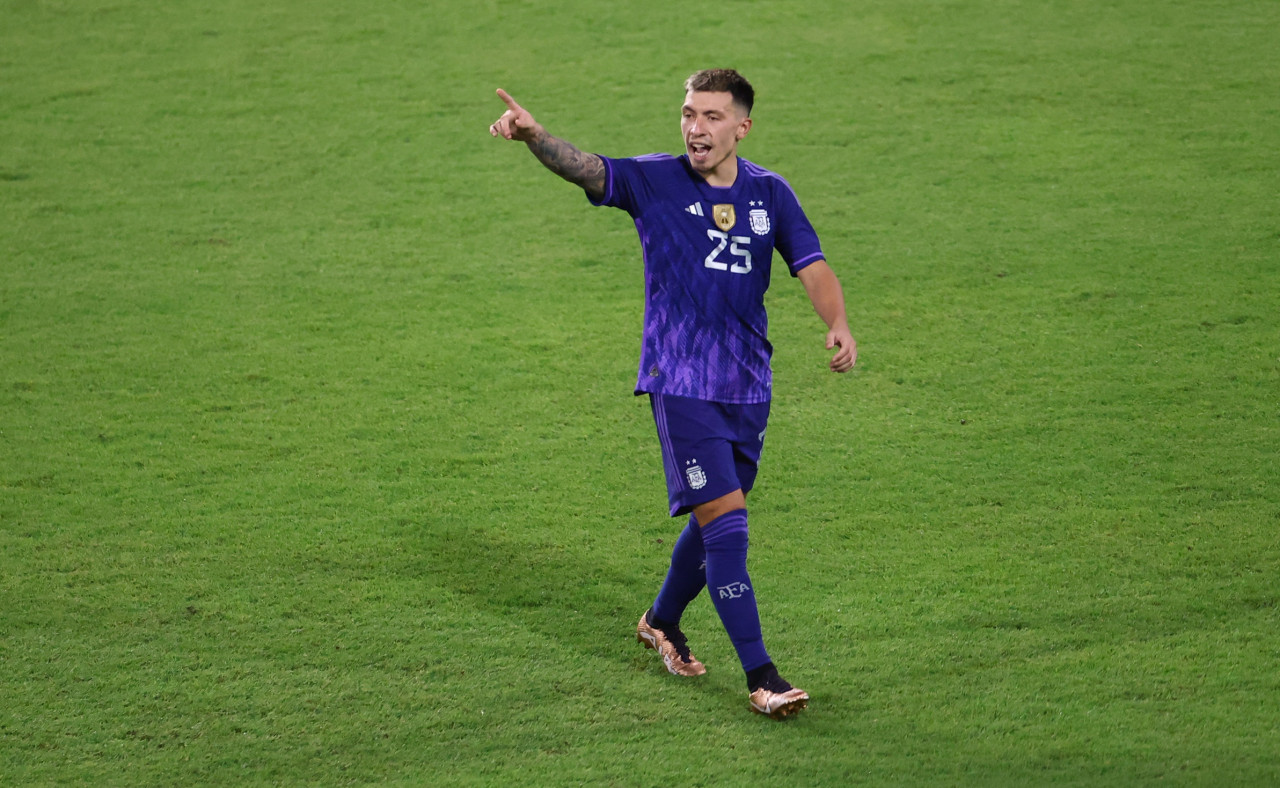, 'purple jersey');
590,154,824,404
